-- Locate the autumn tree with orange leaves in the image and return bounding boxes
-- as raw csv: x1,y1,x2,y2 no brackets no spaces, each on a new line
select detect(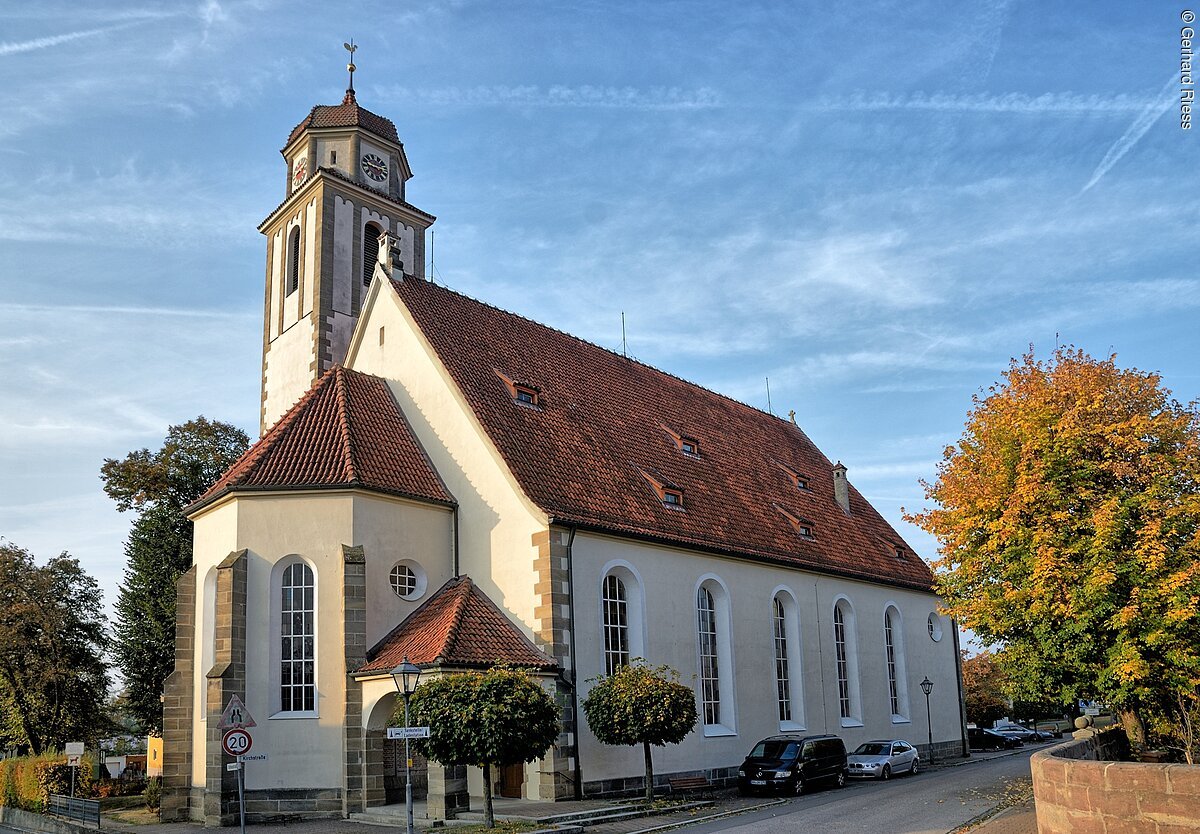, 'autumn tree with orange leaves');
908,348,1200,760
